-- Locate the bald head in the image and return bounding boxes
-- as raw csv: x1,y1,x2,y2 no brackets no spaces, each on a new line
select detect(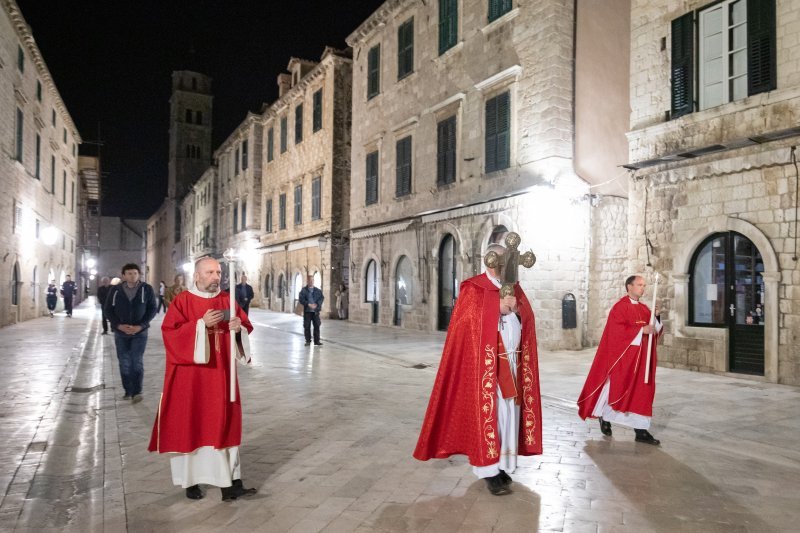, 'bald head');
194,257,221,293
